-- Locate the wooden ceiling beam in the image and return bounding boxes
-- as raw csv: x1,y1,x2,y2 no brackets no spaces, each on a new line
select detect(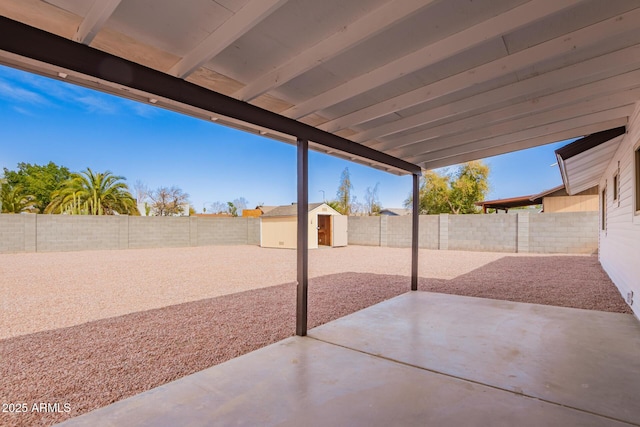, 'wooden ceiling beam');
169,0,288,79
283,0,581,120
